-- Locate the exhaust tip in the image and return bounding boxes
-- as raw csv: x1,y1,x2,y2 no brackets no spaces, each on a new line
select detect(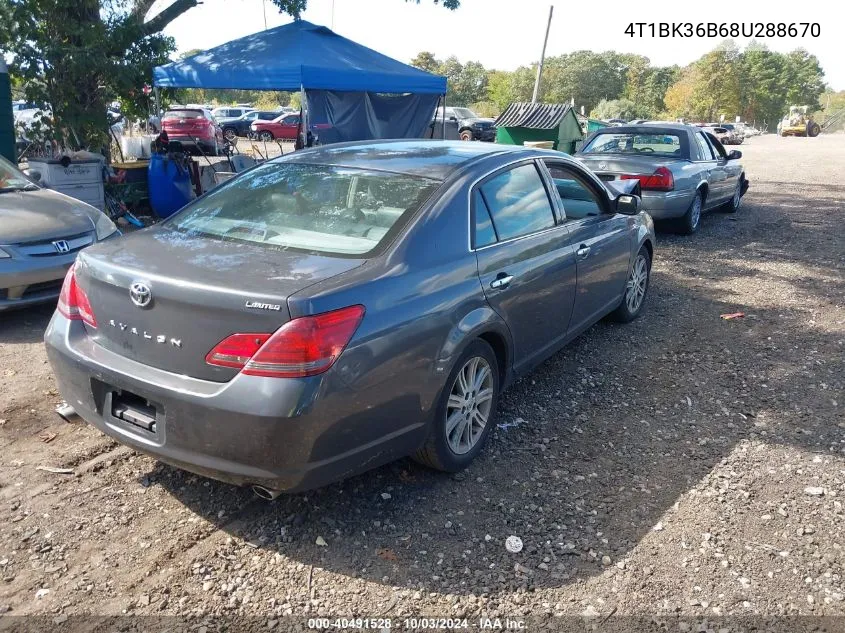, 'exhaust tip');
55,401,80,423
251,485,282,501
